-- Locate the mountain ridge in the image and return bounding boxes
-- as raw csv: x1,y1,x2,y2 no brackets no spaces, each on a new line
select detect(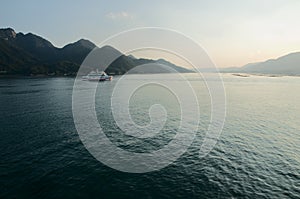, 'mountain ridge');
0,28,193,76
222,52,300,75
